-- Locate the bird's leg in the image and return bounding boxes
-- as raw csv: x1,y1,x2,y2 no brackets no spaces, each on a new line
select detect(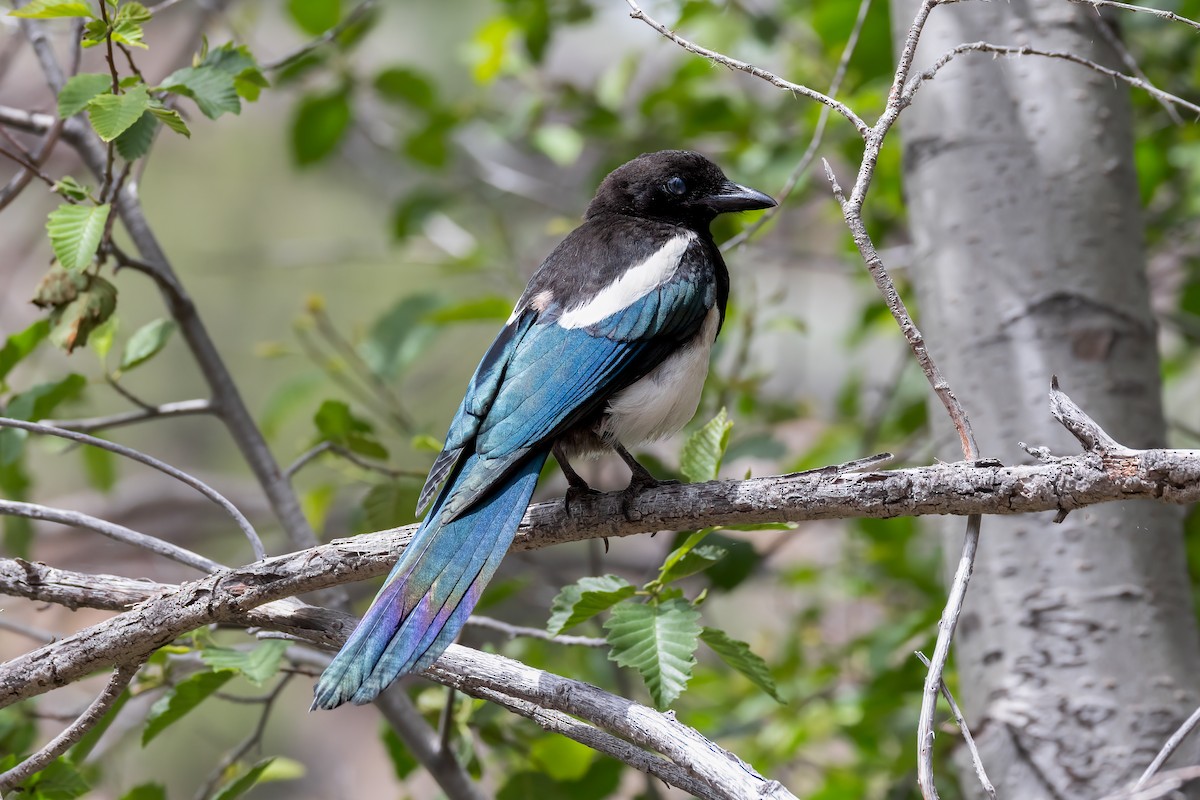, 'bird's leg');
553,442,600,517
613,442,680,521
